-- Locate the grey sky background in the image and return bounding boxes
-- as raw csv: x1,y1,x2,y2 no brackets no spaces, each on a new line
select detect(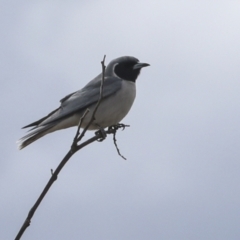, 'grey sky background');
1,1,240,239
